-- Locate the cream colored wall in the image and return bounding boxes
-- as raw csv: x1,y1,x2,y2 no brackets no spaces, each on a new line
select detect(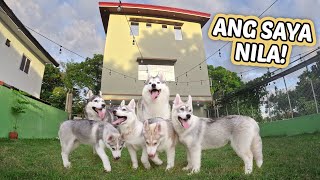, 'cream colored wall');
0,18,45,98
101,14,211,102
